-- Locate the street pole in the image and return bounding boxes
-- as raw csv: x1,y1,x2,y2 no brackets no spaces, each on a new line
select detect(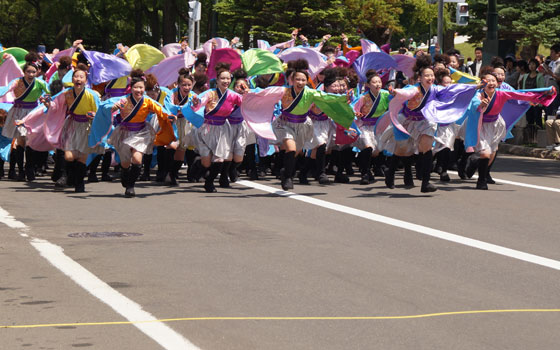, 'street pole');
211,0,218,38
483,0,499,64
437,0,444,53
